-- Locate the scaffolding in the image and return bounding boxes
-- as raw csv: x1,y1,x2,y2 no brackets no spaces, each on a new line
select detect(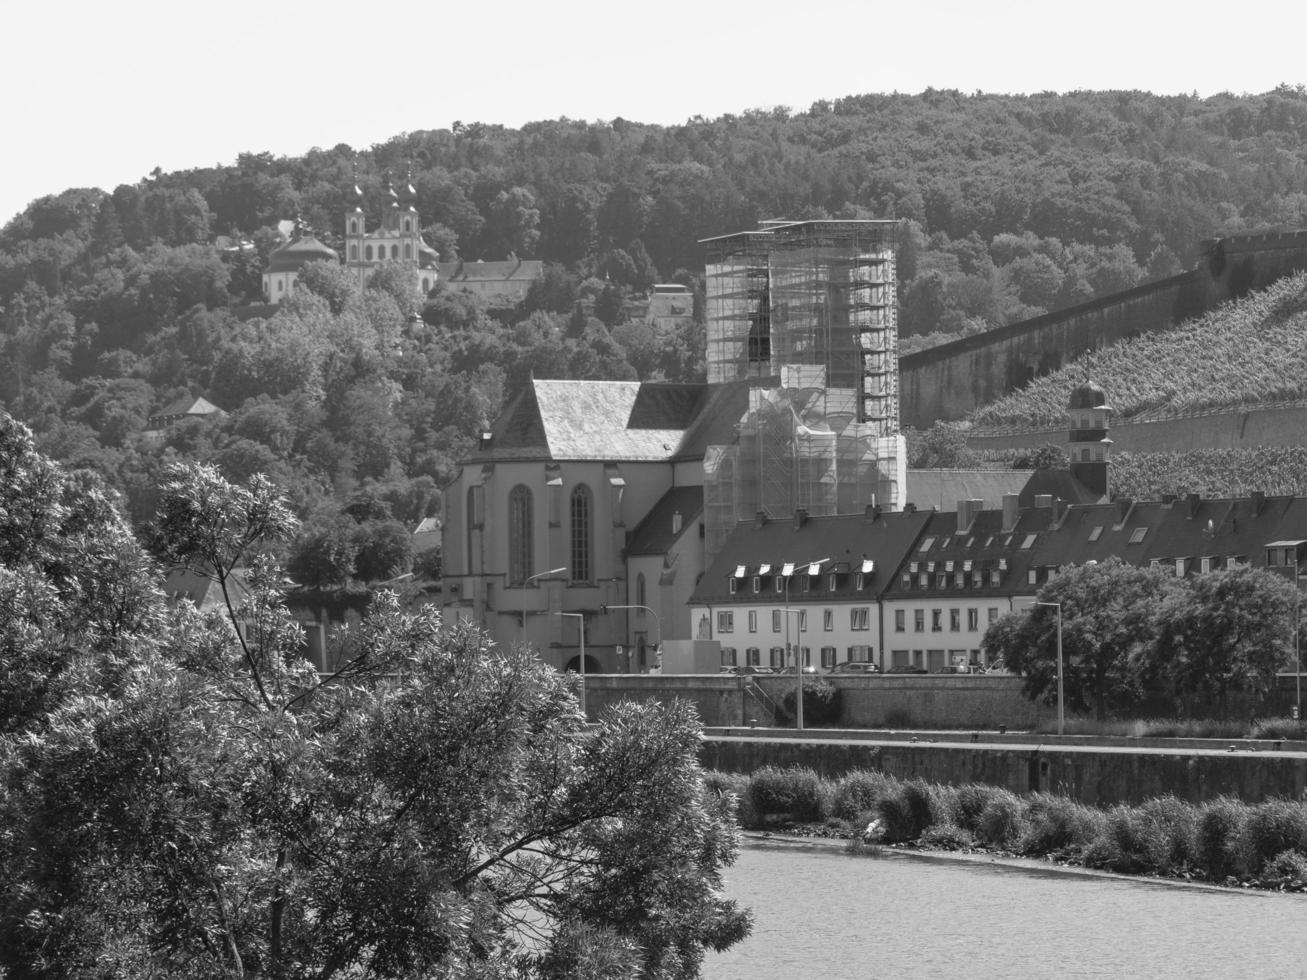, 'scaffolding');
701,220,903,562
